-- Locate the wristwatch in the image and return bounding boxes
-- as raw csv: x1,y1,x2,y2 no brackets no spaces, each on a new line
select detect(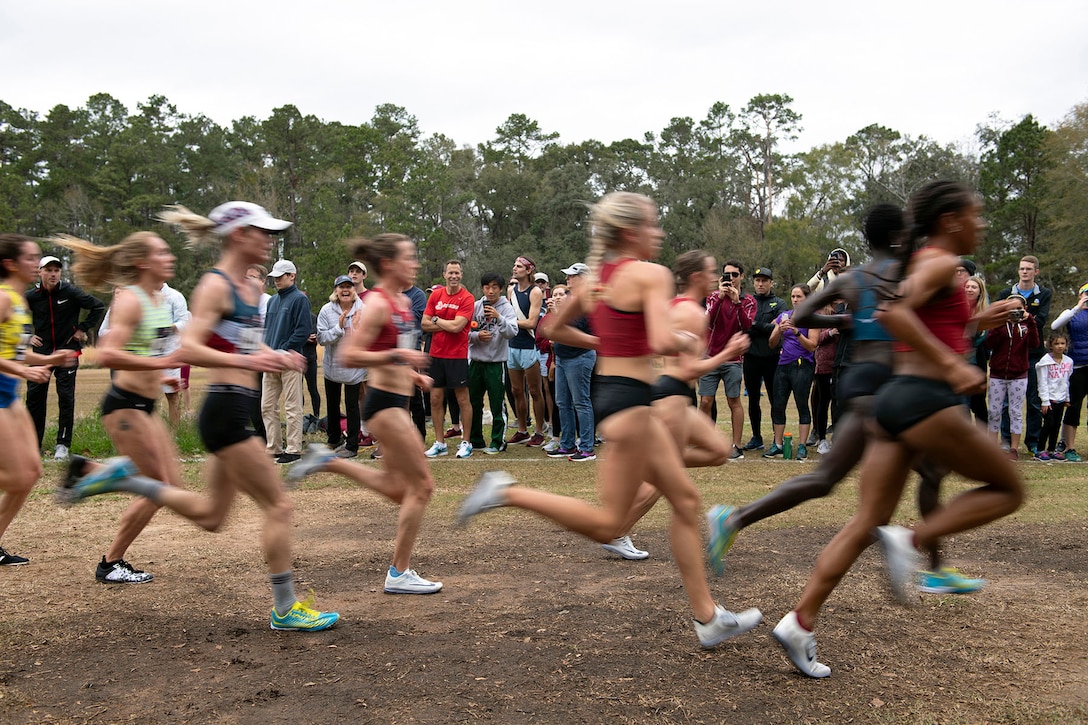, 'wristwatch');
431,315,440,325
